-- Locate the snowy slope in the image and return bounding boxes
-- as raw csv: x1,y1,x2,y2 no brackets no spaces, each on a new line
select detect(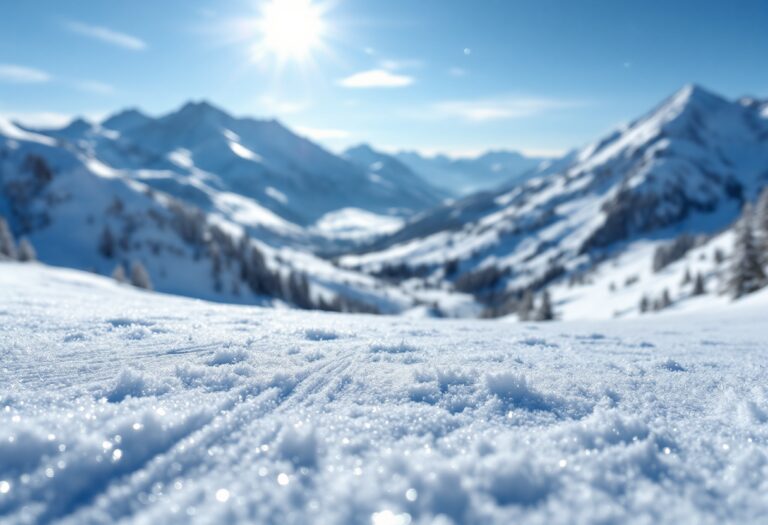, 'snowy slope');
2,261,768,524
343,85,768,316
545,229,734,320
0,117,414,313
395,149,550,196
310,207,405,243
